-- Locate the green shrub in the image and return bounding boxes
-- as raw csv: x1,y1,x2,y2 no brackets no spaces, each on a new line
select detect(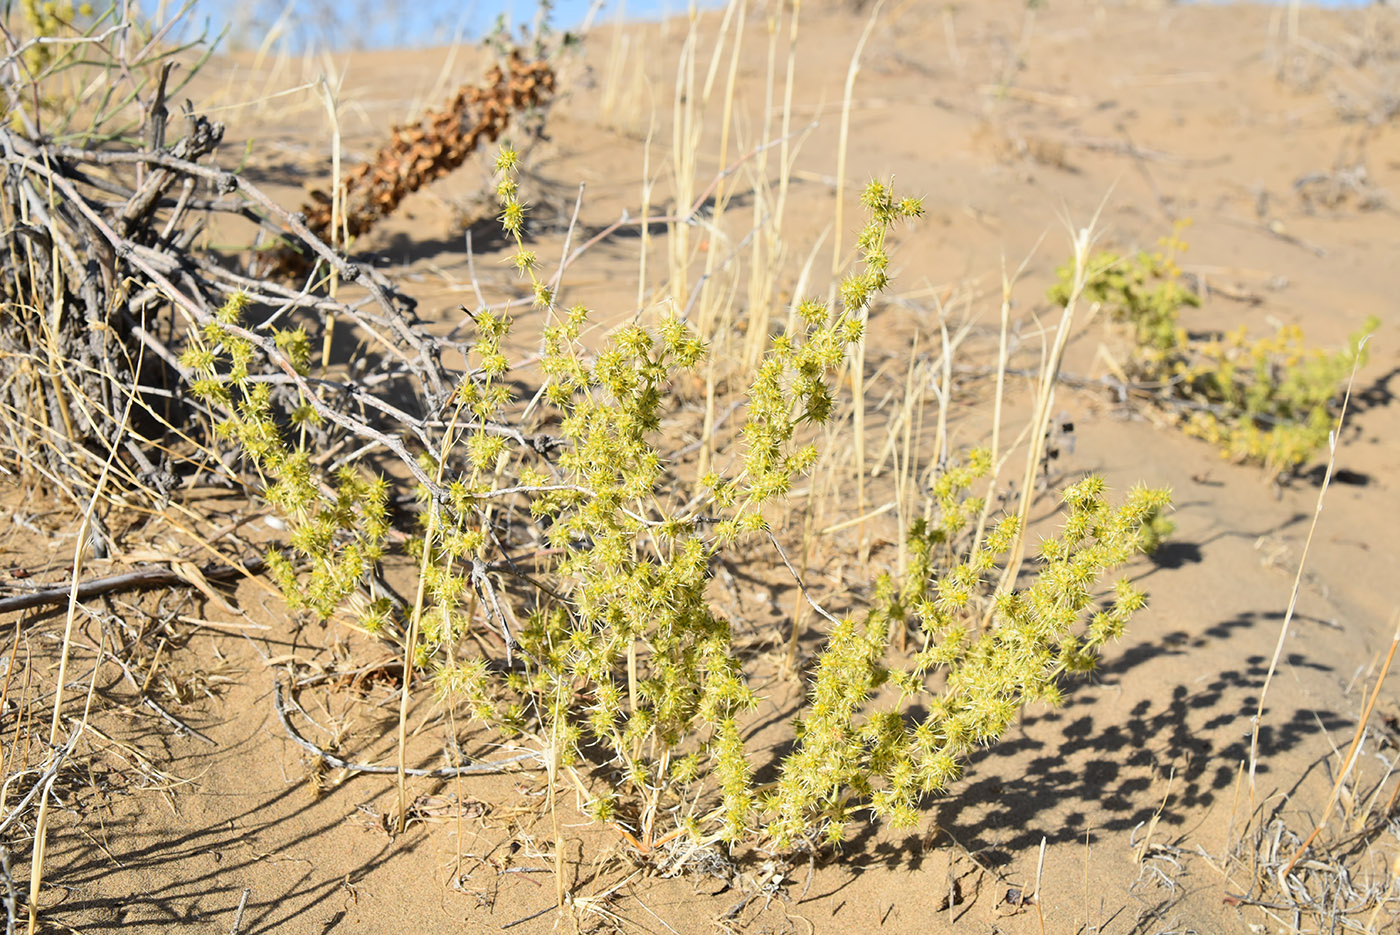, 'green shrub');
193,148,1170,852
1049,224,1199,362
1052,224,1377,478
